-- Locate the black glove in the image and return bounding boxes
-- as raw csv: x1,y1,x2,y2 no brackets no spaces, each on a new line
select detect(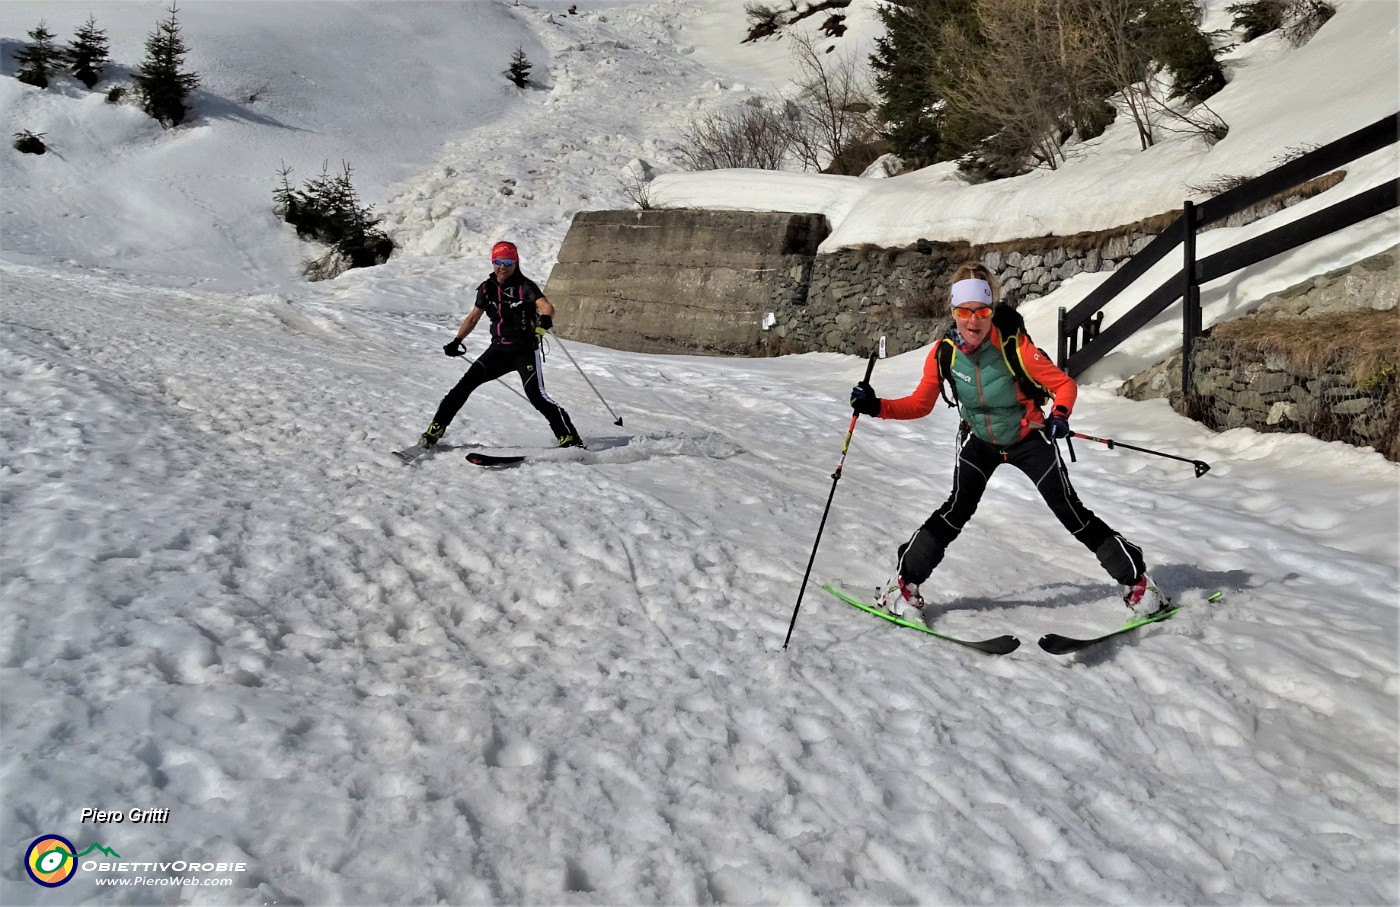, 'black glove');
850,382,881,416
538,314,553,331
1046,405,1070,439
443,338,465,357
